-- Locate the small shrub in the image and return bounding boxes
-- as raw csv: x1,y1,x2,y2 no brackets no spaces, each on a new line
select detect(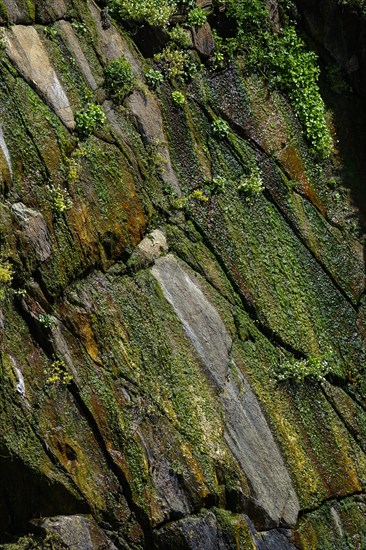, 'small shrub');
0,259,13,301
237,167,264,198
169,25,192,48
190,189,209,202
172,90,186,106
45,359,72,385
108,0,176,27
210,175,227,193
211,118,230,138
187,7,207,26
155,47,189,79
75,104,106,137
105,56,135,103
39,314,55,329
47,185,73,214
145,68,164,88
276,353,335,383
